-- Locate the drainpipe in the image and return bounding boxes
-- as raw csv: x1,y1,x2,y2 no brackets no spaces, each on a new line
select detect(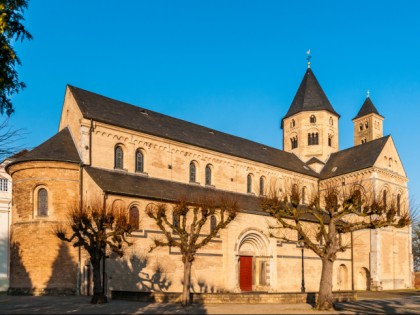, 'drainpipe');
351,231,354,291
